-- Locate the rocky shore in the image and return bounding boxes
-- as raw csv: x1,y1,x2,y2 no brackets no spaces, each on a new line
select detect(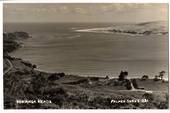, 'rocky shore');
3,32,169,109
